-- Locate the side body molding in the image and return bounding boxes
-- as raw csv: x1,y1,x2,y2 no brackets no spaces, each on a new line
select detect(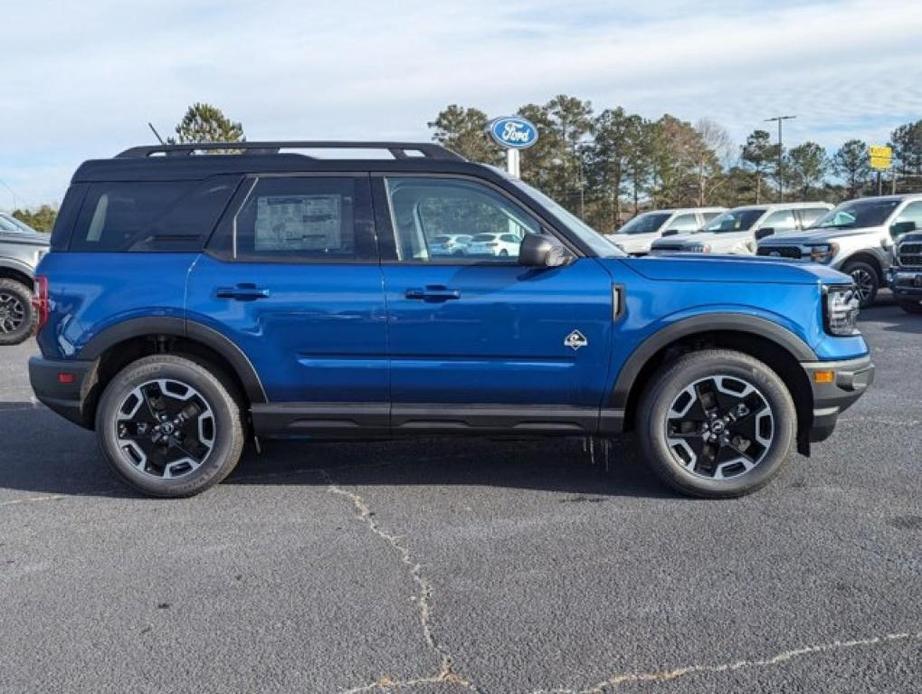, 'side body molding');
79,316,267,404
609,313,817,411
